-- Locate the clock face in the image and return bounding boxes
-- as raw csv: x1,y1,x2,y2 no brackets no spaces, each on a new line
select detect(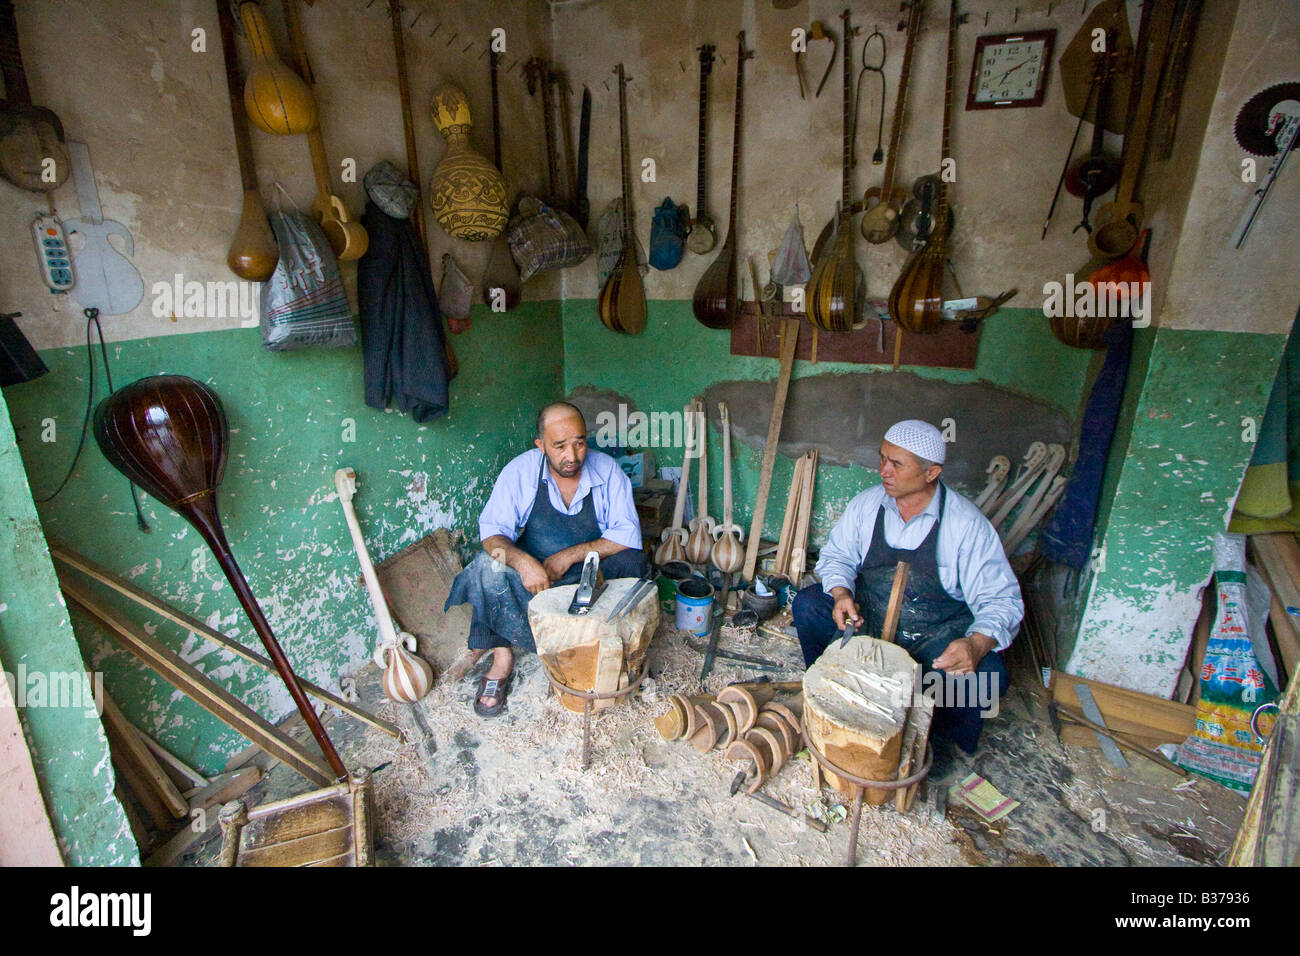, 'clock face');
967,30,1056,110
